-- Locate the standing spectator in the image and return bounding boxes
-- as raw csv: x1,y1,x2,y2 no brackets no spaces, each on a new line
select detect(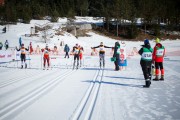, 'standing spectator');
53,44,58,55
79,45,84,67
4,40,9,50
29,42,33,55
113,41,120,71
119,41,127,70
64,44,70,58
2,26,6,33
19,37,22,47
0,42,3,50
152,38,166,81
138,39,153,88
35,45,40,54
